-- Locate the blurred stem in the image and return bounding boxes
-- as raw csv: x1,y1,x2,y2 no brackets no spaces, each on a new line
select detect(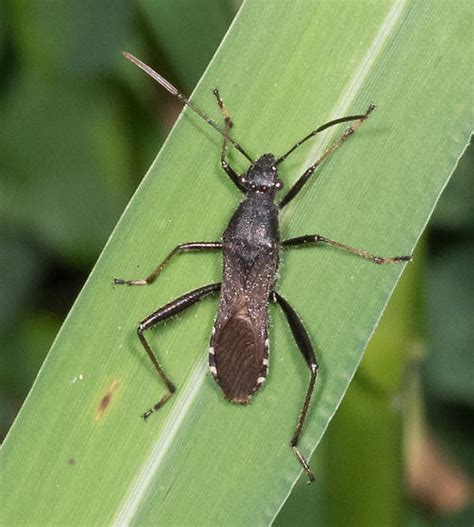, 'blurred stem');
326,240,425,526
